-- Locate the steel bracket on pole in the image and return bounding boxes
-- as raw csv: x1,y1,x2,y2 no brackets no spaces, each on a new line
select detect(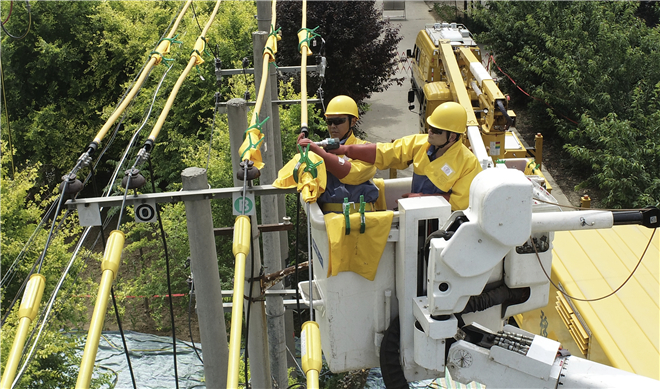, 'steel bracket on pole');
65,185,297,212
